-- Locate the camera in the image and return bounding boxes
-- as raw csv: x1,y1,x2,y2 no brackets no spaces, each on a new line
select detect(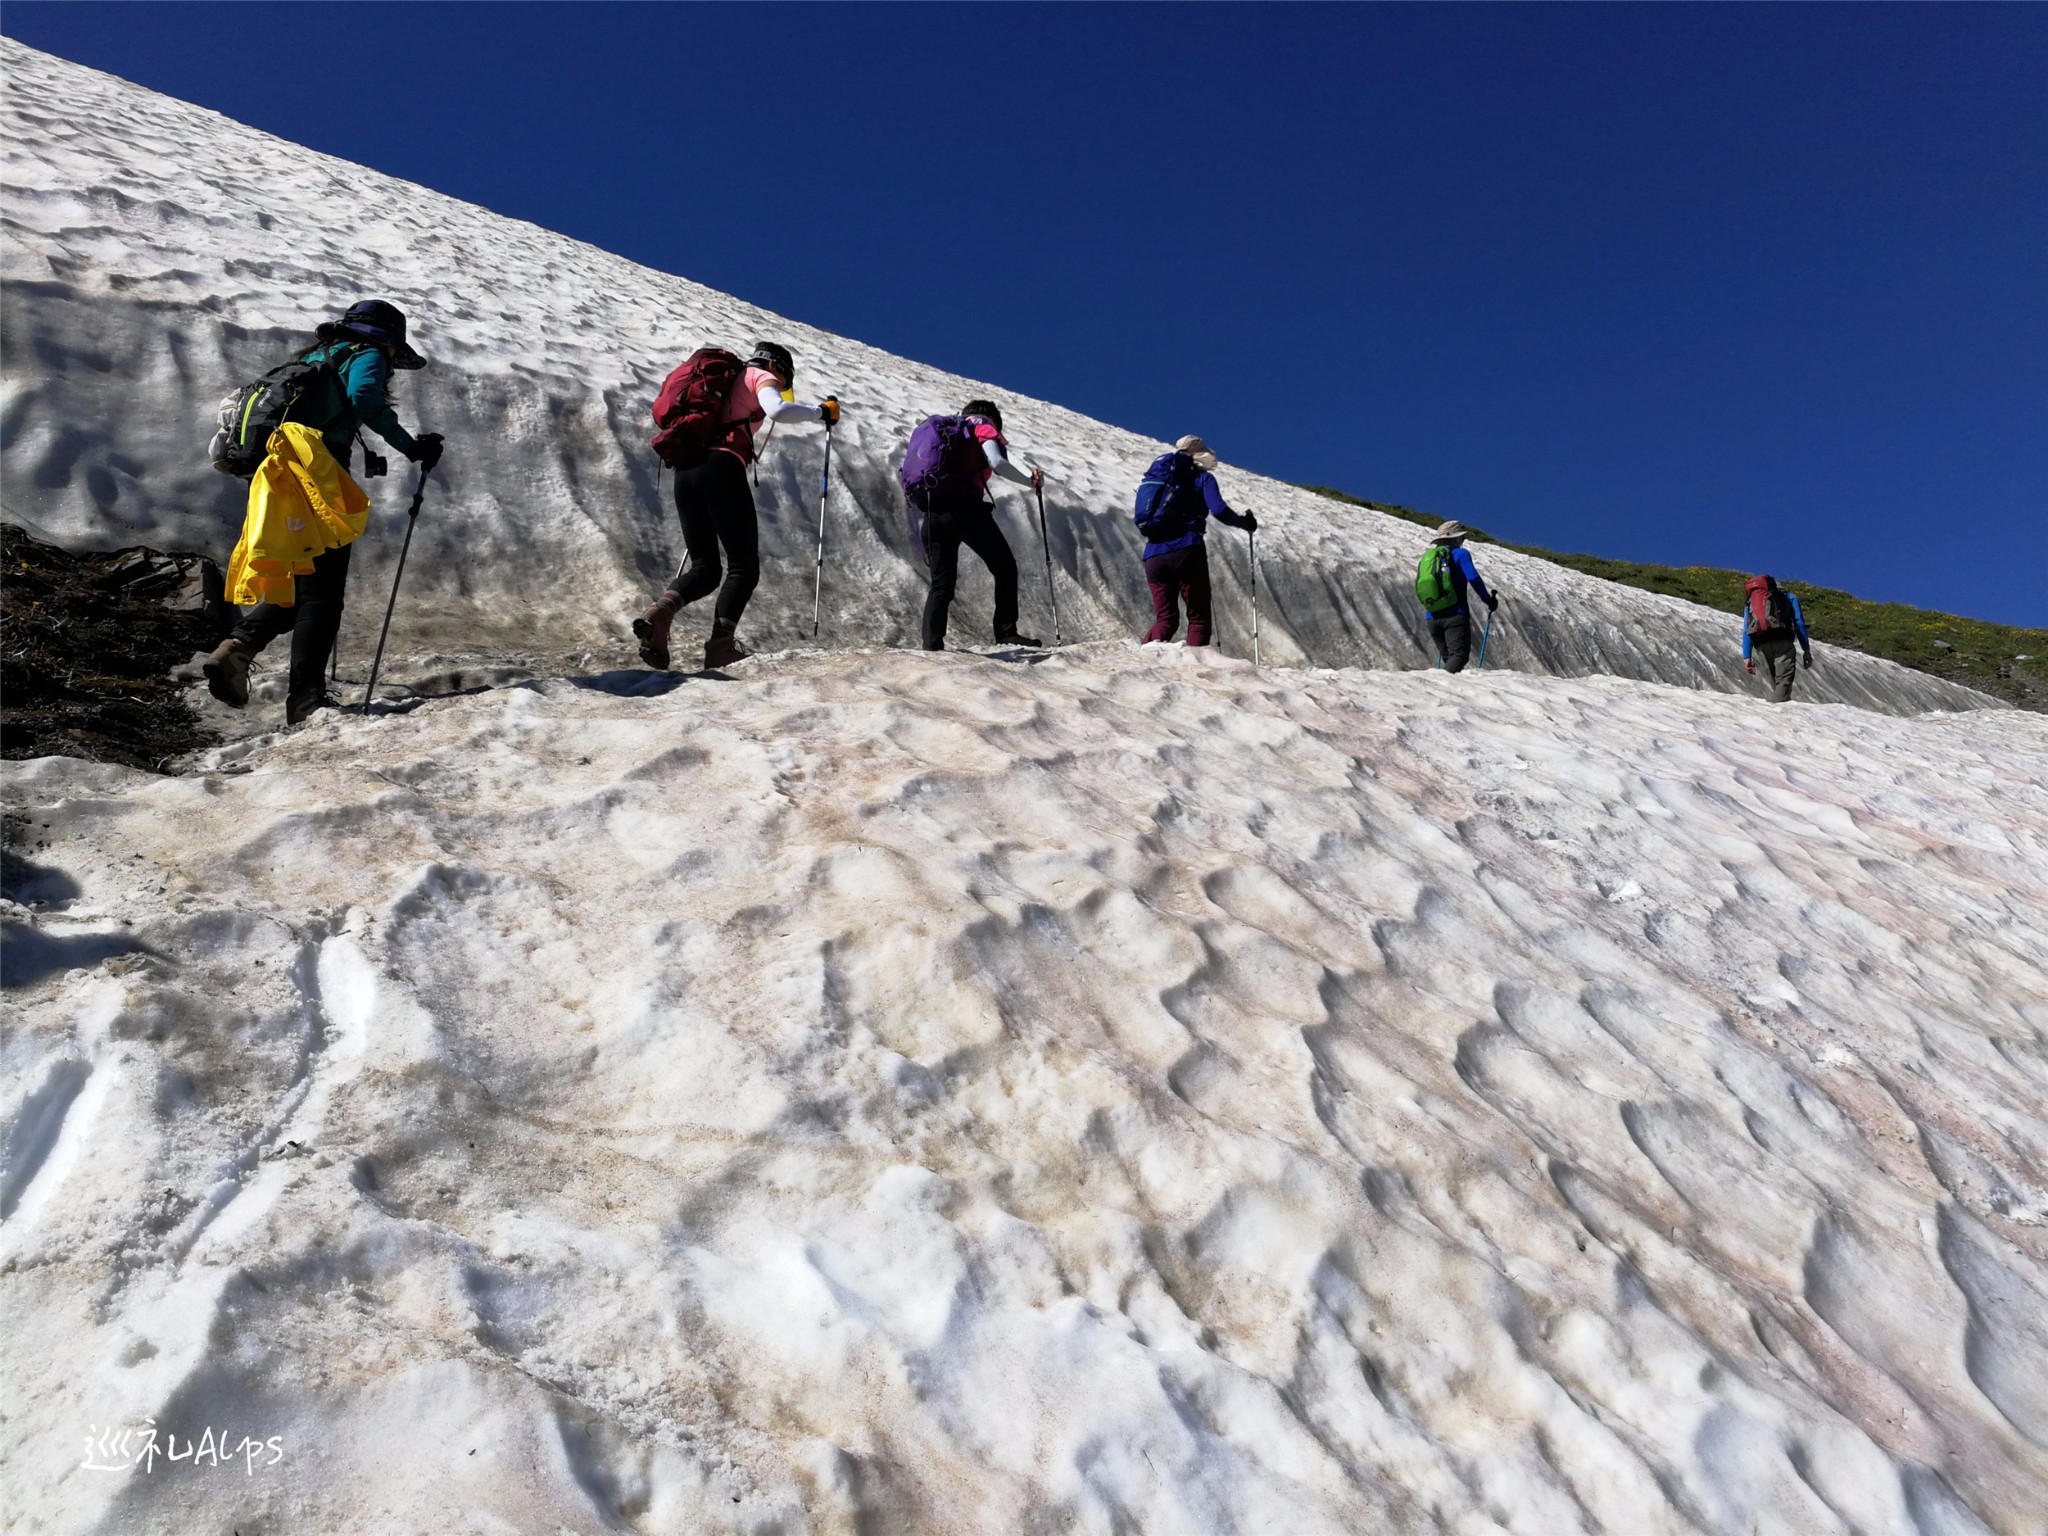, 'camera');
361,448,388,479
